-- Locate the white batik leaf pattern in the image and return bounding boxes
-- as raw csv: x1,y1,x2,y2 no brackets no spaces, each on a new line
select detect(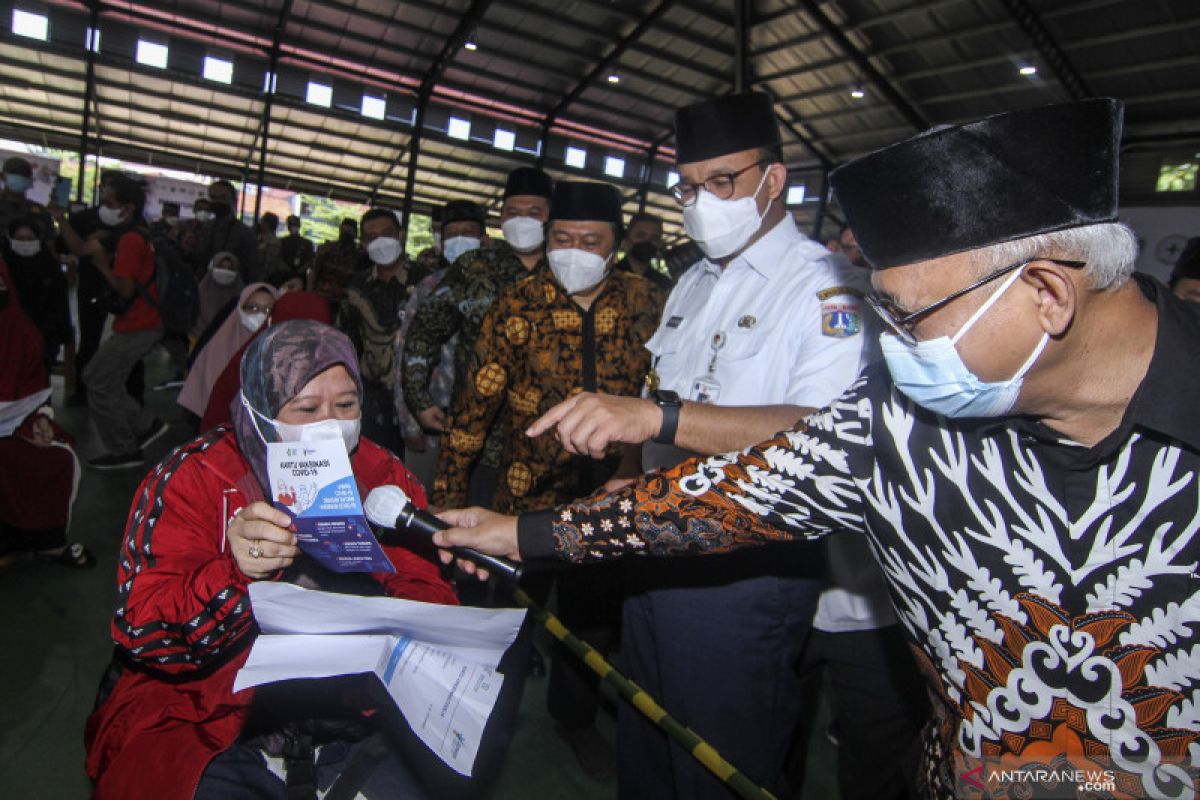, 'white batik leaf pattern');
1121,590,1200,648
1145,643,1200,692
1167,689,1200,728
561,365,1200,797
